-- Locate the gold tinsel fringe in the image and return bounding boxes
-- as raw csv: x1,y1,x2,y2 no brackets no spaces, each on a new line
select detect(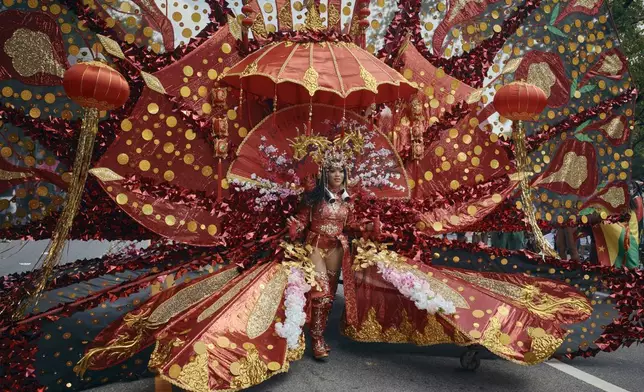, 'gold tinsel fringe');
513,121,558,259
12,108,99,320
